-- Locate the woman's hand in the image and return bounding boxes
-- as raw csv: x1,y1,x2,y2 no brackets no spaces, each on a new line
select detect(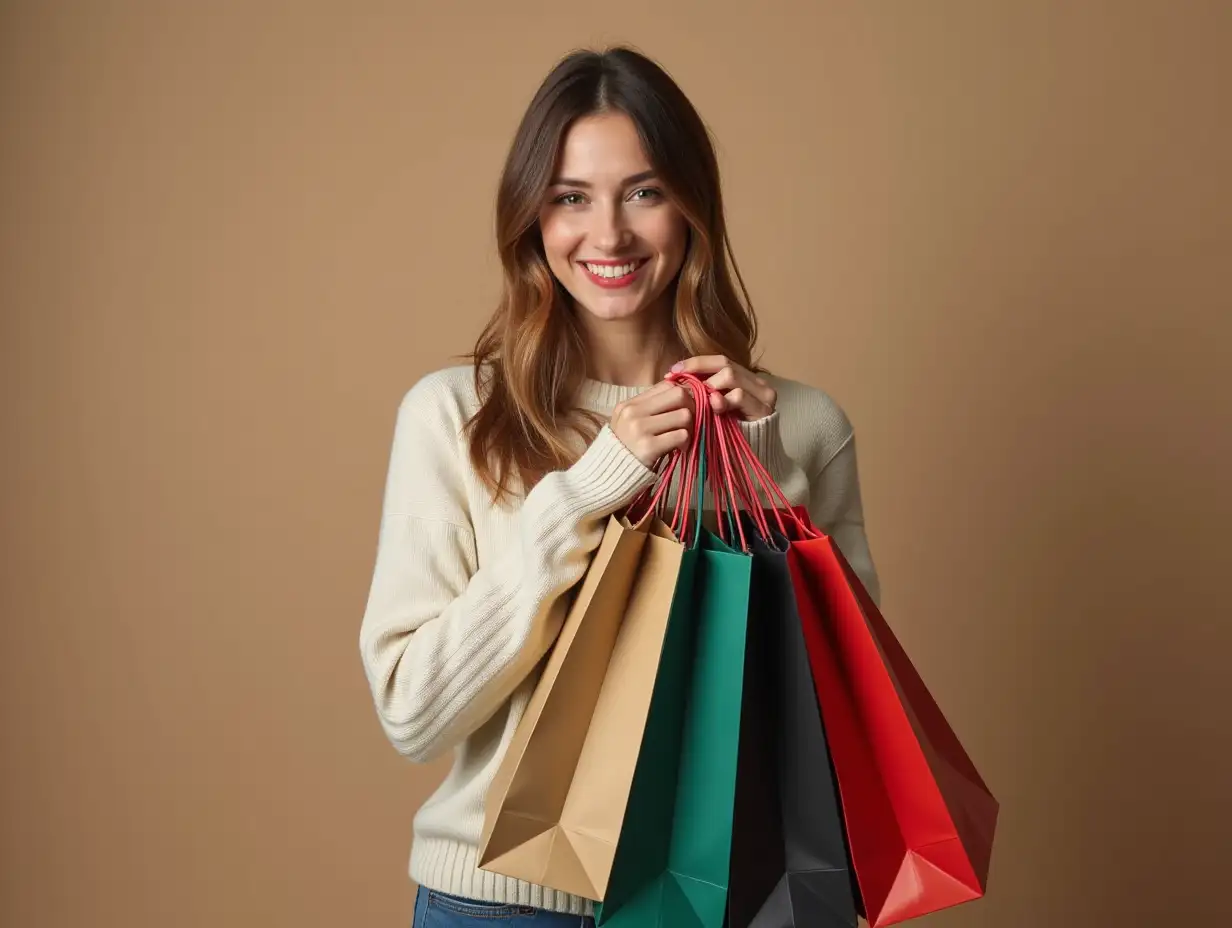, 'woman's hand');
671,356,777,422
610,380,696,468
